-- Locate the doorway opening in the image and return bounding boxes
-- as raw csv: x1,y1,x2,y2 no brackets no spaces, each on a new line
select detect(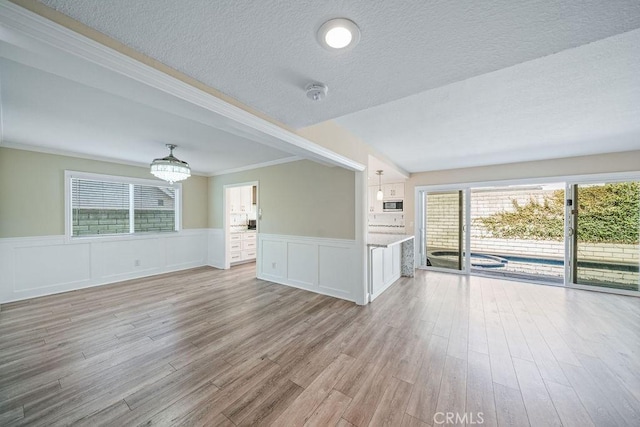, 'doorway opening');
224,182,259,274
